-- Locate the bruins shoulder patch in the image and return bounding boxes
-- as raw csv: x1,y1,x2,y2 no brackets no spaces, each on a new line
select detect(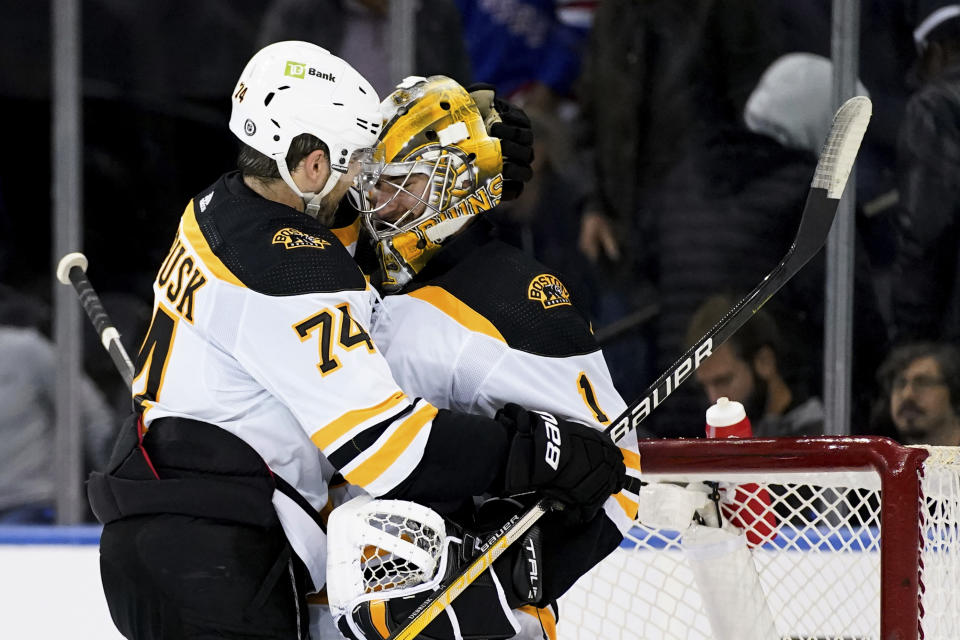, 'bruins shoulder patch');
272,227,332,250
527,273,571,309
